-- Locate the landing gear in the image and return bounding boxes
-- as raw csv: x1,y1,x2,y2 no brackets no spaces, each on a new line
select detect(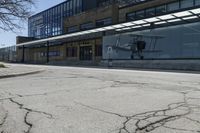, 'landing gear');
130,40,146,60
